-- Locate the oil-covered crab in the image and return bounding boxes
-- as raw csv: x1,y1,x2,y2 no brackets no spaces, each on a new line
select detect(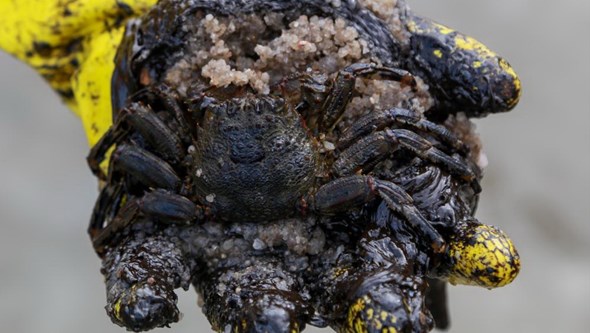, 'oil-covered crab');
84,0,521,332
